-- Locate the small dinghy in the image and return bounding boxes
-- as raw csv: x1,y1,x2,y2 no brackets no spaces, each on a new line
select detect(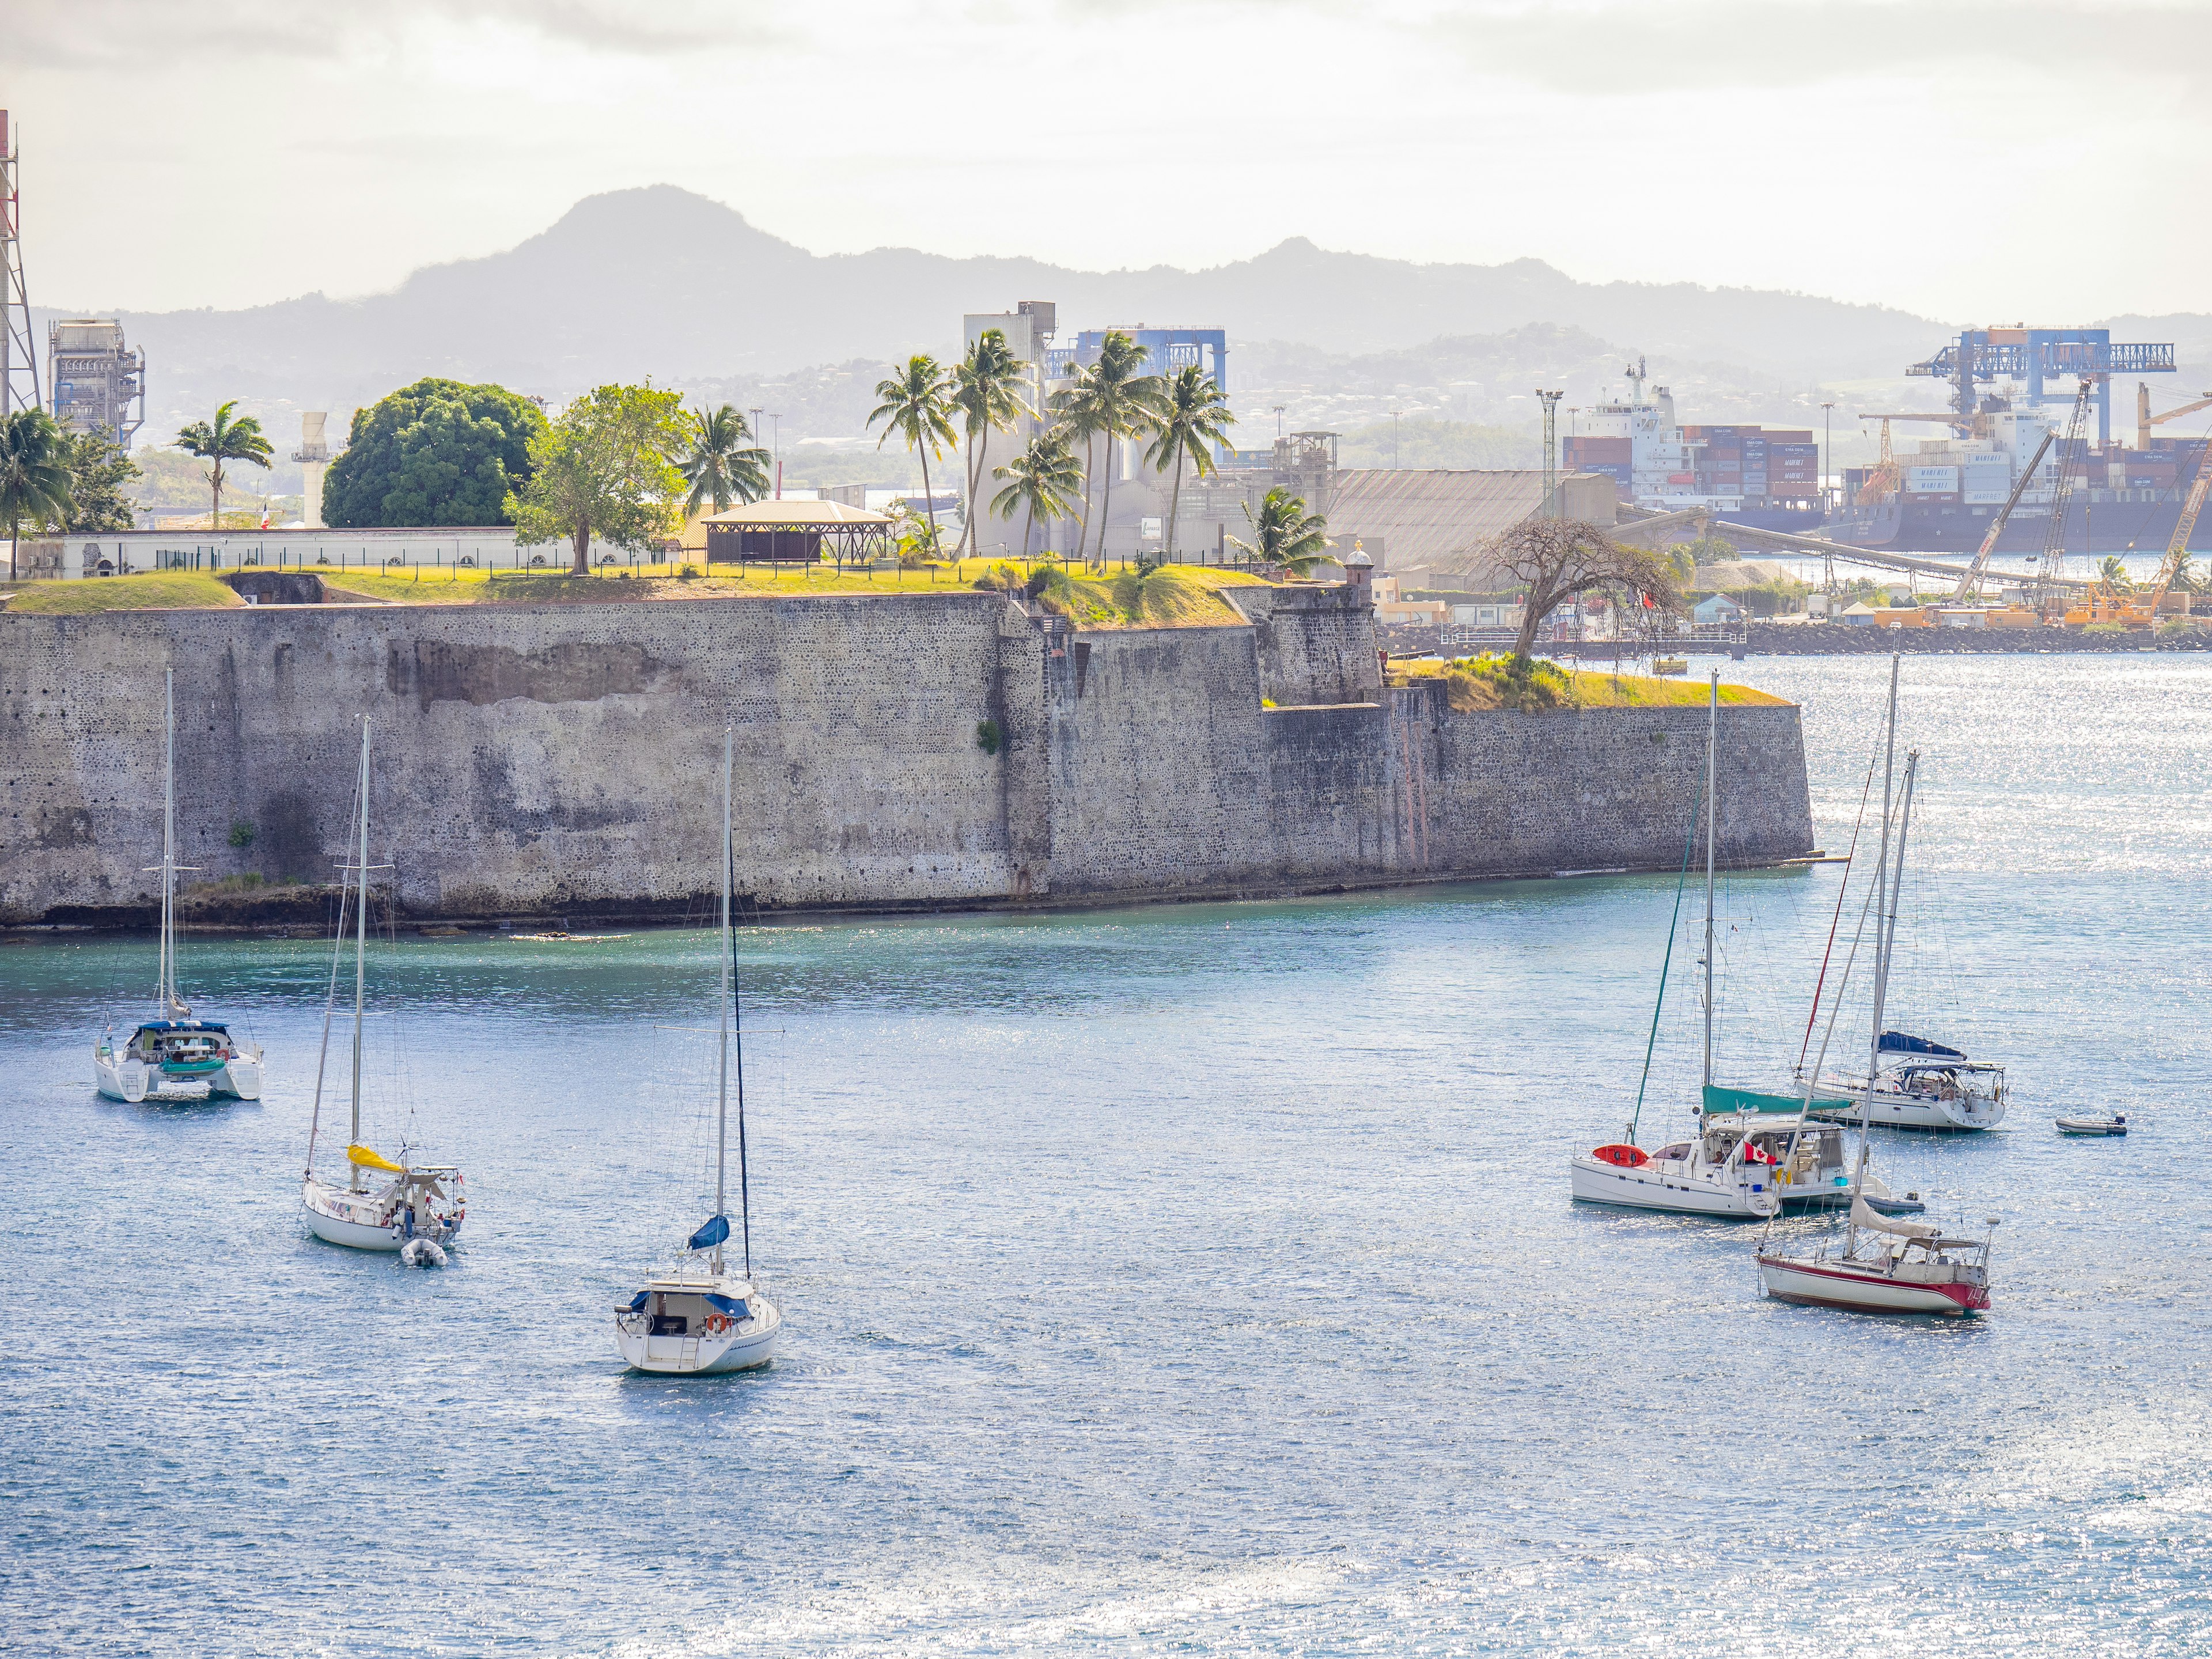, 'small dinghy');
2057,1113,2127,1137
399,1238,448,1268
